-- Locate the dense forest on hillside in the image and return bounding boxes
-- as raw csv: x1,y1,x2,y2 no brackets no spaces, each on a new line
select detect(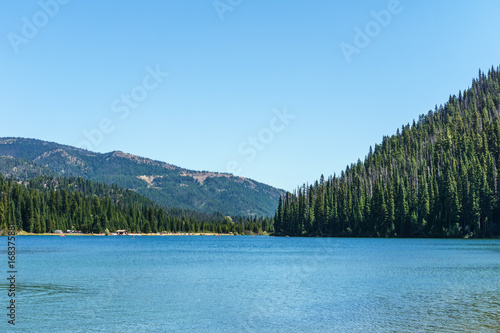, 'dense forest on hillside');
0,175,273,235
0,156,57,179
275,66,500,238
